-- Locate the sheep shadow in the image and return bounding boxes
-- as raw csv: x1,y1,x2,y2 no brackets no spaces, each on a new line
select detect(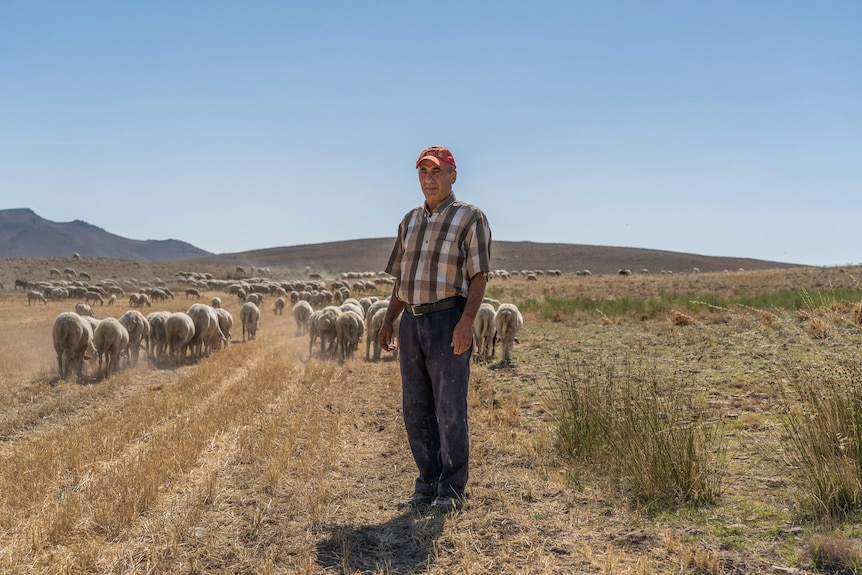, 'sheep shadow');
316,511,445,574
